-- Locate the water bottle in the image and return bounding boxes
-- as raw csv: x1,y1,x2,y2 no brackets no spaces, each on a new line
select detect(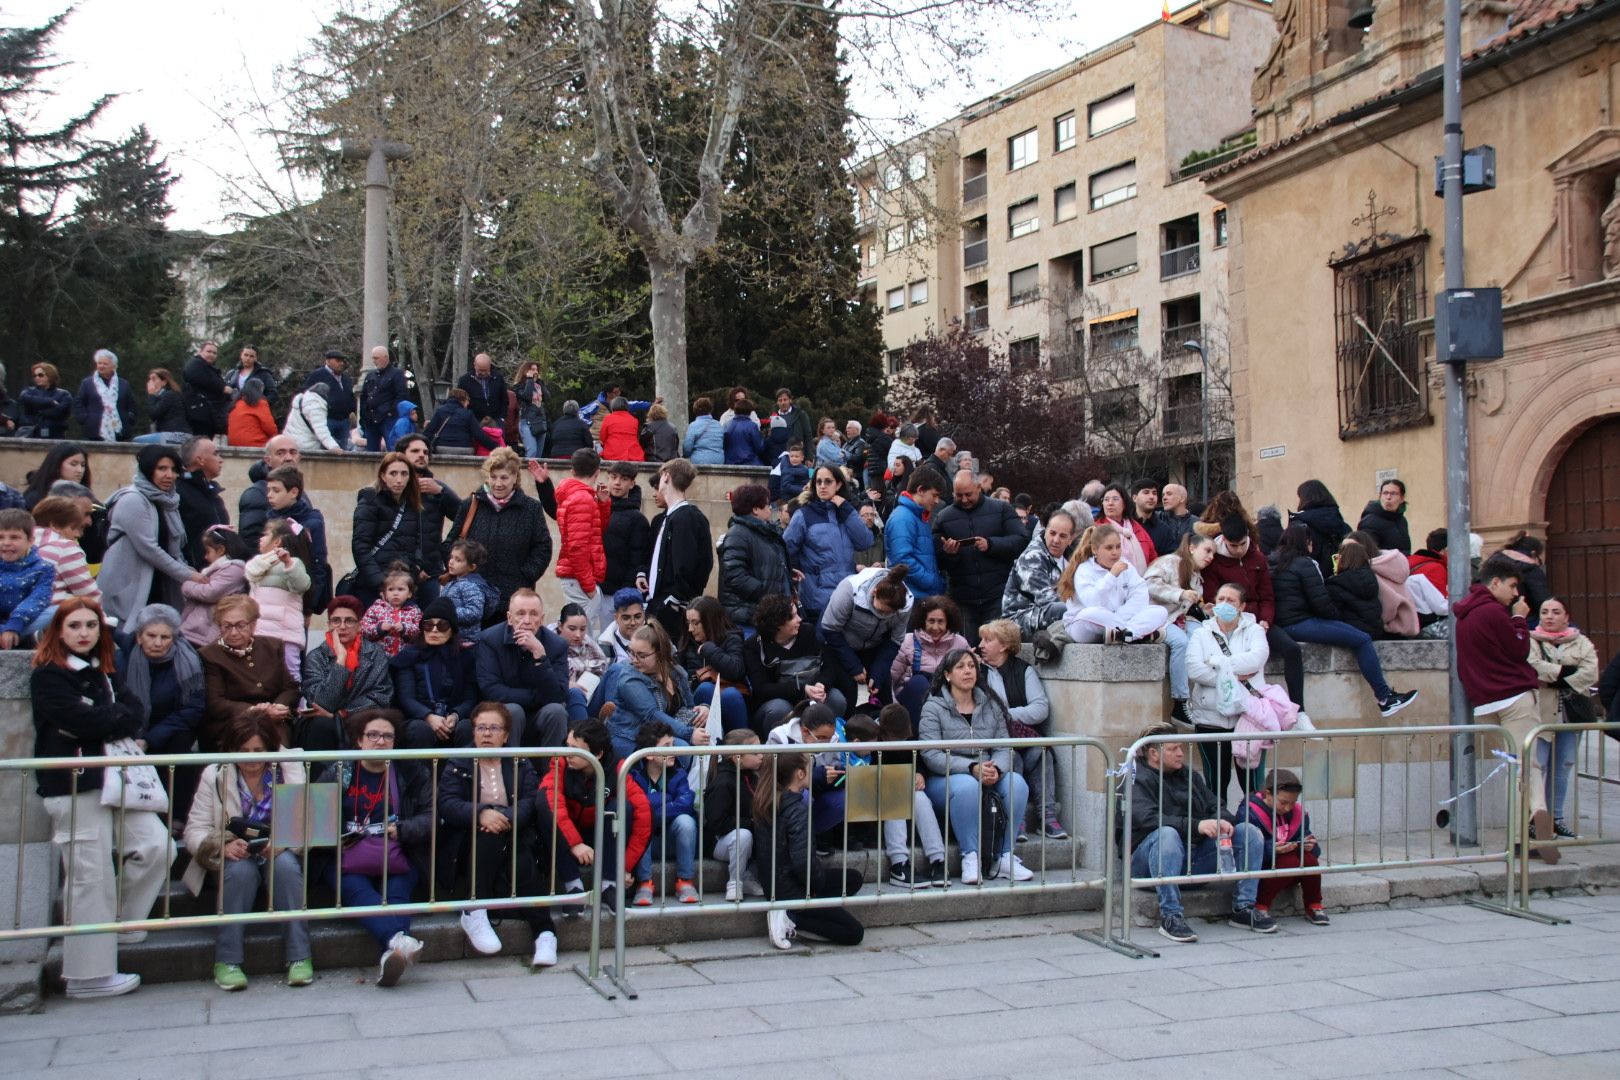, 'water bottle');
1218,835,1237,875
